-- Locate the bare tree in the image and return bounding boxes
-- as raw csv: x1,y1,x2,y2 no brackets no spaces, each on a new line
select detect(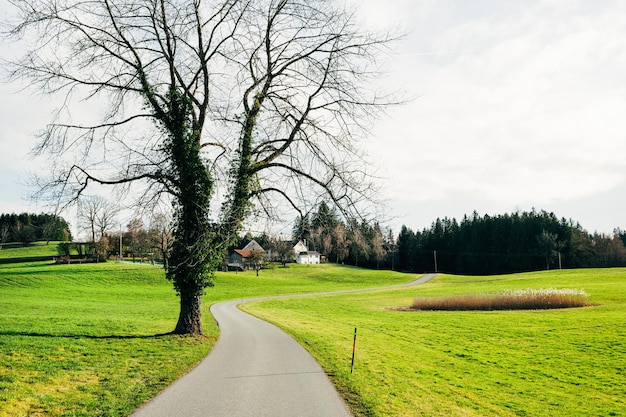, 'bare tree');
0,224,10,245
248,249,265,276
149,211,174,269
333,223,350,264
370,222,386,269
78,196,118,261
272,238,294,267
536,230,559,270
126,217,146,260
78,196,117,242
6,0,397,334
